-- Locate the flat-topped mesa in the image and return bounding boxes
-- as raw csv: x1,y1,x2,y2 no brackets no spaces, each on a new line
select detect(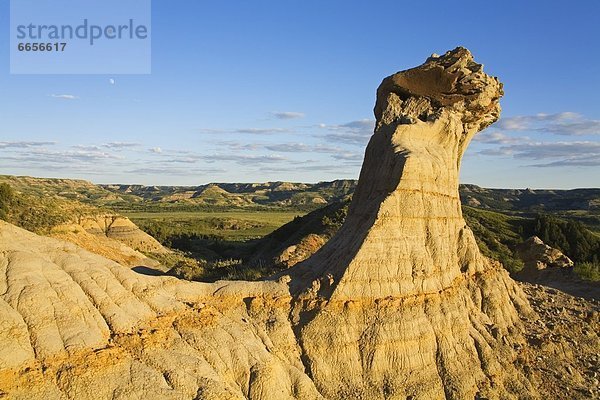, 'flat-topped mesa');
287,47,504,301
